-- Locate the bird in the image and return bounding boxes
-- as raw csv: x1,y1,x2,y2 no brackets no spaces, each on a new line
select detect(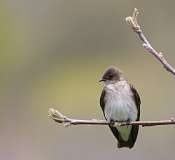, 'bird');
99,66,141,149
